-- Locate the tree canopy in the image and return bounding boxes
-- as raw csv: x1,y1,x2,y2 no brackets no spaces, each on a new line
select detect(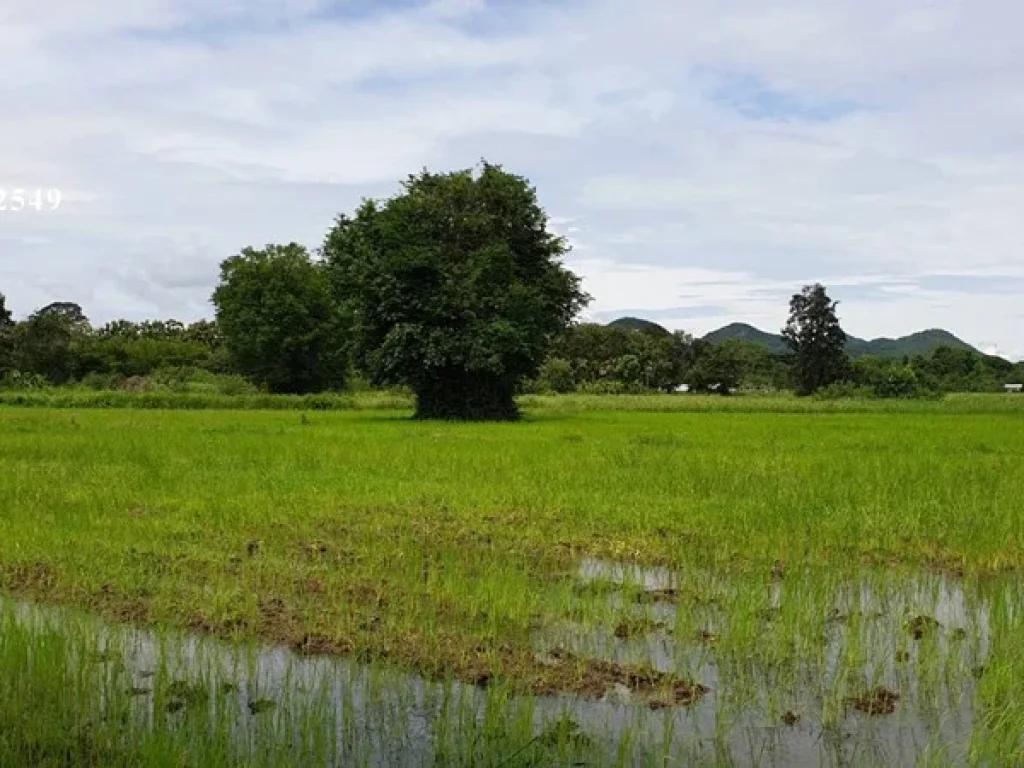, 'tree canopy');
324,163,588,419
35,302,89,331
782,284,849,395
10,302,91,384
212,243,348,394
